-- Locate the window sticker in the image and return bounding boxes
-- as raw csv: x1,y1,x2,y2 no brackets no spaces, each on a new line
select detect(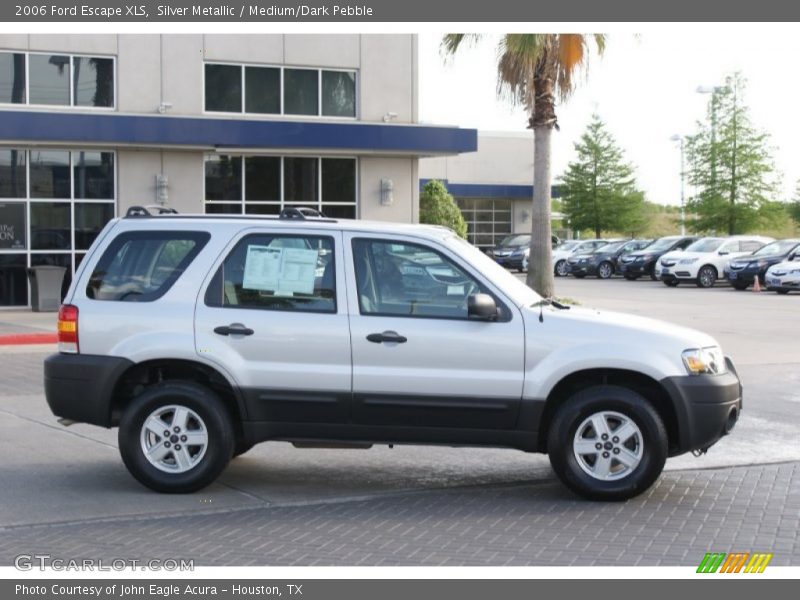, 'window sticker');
243,244,319,295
